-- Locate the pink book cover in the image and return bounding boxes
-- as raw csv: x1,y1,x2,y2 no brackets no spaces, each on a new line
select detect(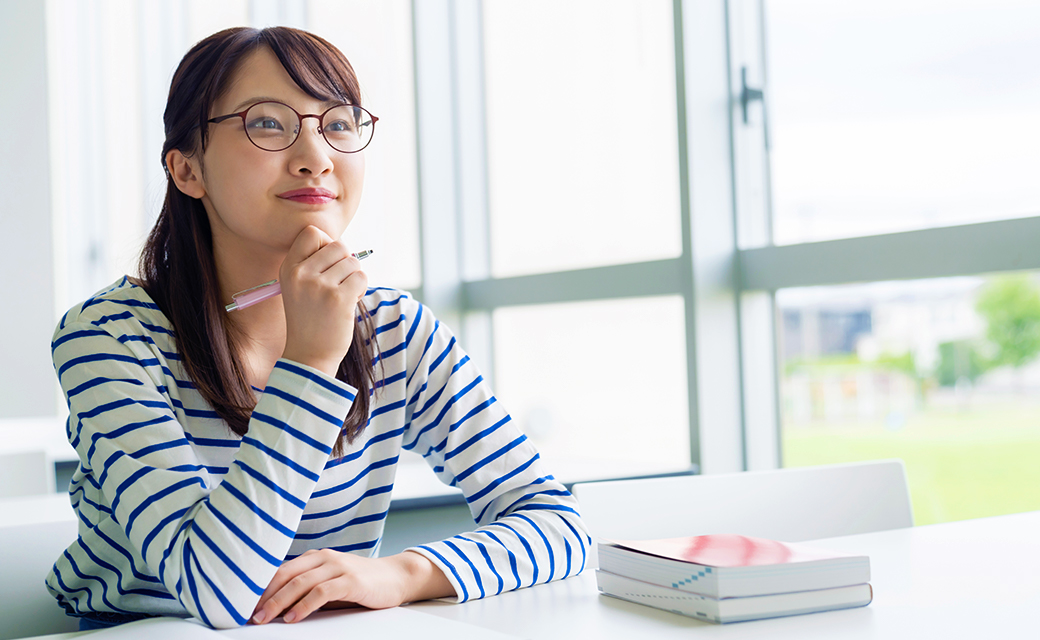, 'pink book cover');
606,534,856,568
